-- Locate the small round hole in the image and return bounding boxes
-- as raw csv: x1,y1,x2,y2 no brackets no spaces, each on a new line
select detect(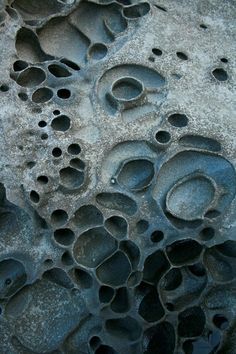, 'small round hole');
89,43,108,60
220,58,228,63
53,109,60,115
200,24,207,29
176,52,188,60
155,130,171,144
212,68,228,82
51,209,68,226
57,89,71,99
30,190,40,203
52,147,62,157
61,251,74,266
27,161,36,169
41,133,48,140
0,84,9,92
68,144,81,155
54,228,74,246
37,175,49,184
213,314,229,330
148,56,155,62
18,92,28,101
5,278,12,286
152,48,162,56
38,120,47,128
166,303,175,311
44,259,53,267
168,113,188,127
151,230,164,243
199,227,215,241
13,60,28,72
90,336,101,350
32,87,53,103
